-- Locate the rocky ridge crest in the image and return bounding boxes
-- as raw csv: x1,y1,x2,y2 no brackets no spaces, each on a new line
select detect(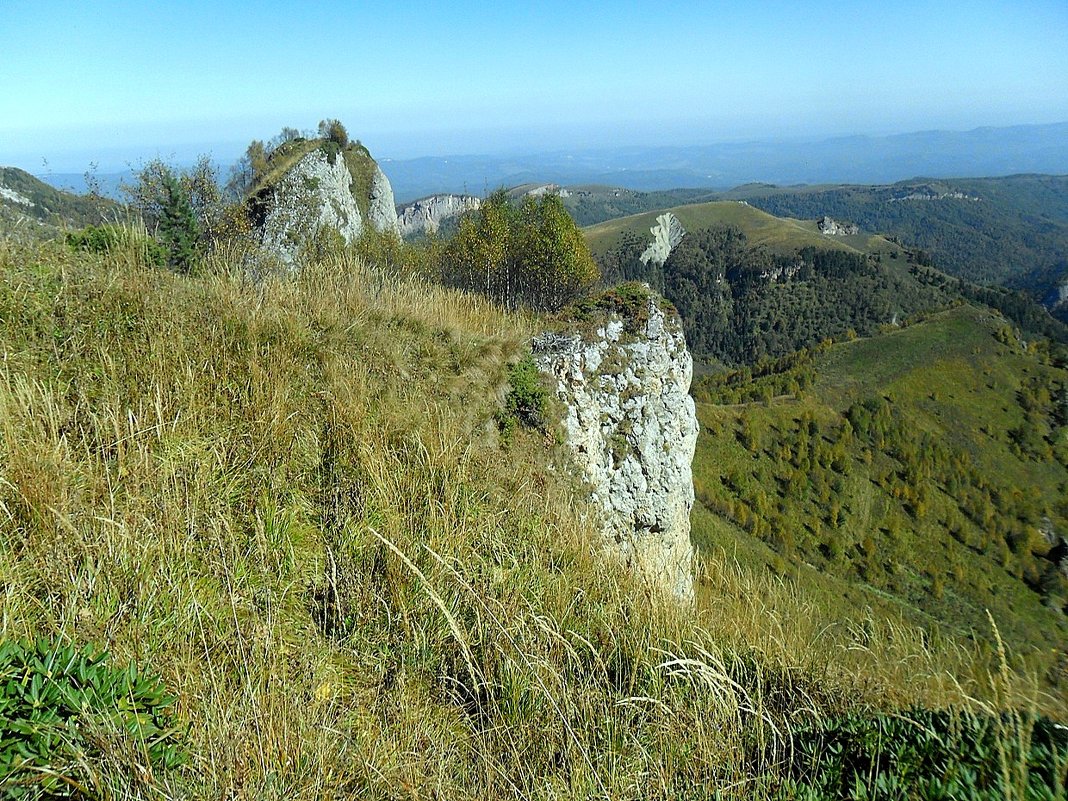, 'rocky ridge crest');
397,194,481,238
818,215,859,236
